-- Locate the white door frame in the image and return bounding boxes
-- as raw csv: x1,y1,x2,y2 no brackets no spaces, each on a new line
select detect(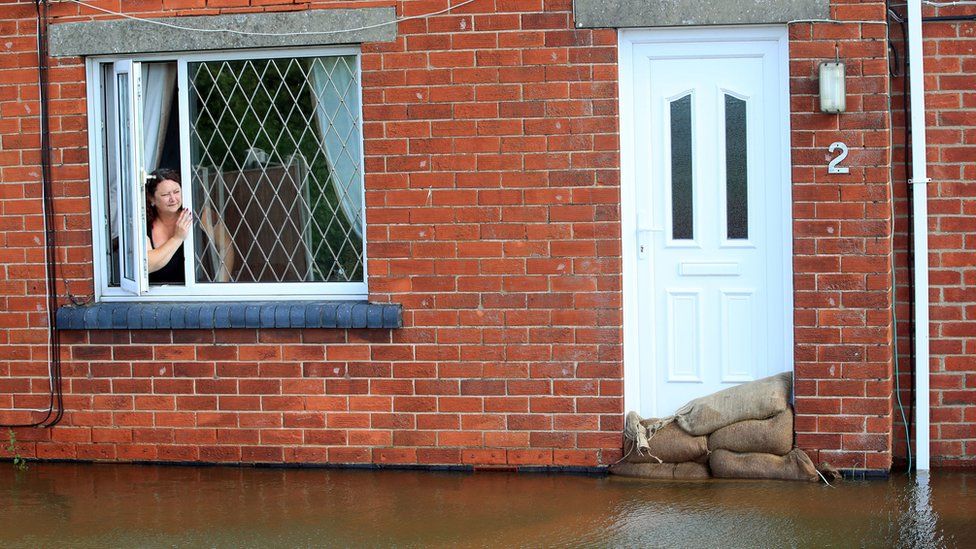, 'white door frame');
619,25,794,414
